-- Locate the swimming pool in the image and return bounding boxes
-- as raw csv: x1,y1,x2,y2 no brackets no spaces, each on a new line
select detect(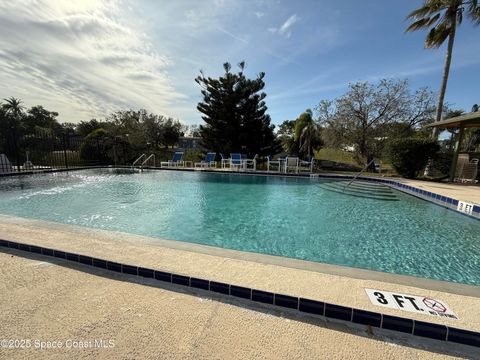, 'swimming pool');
0,168,479,285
